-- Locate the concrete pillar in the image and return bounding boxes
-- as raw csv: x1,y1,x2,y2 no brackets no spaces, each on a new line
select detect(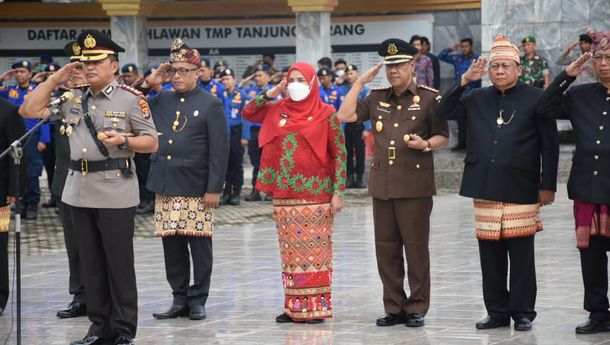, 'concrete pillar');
110,16,149,71
99,0,155,71
294,12,332,66
288,0,337,66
